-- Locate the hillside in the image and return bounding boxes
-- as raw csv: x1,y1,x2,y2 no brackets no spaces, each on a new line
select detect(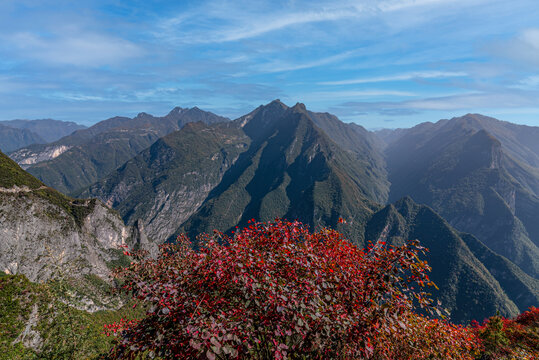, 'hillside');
364,197,537,323
0,150,146,285
180,101,381,244
78,122,250,242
